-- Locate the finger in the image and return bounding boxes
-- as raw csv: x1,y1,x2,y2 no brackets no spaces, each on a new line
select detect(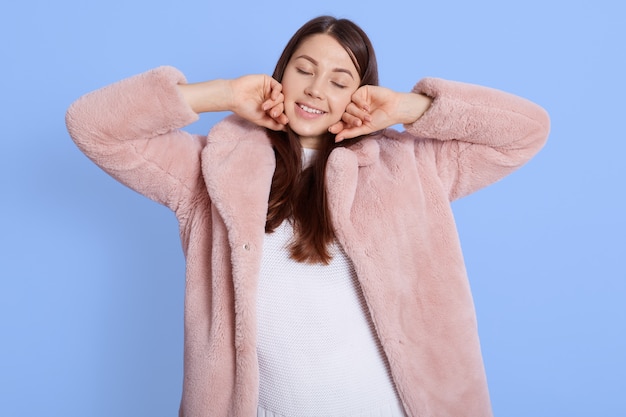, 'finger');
328,121,346,134
261,117,287,131
268,103,281,118
268,102,285,118
272,109,289,126
265,103,289,126
341,112,363,128
351,87,372,111
269,78,283,101
345,102,372,123
262,93,284,111
335,126,369,142
275,114,289,125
